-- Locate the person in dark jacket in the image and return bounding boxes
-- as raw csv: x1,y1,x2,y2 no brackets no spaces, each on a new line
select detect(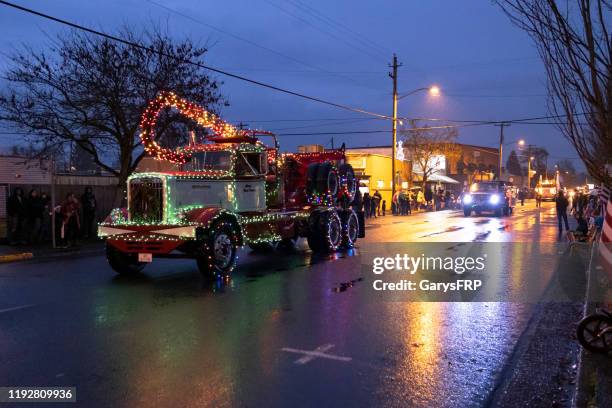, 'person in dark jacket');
7,187,26,244
555,191,570,234
25,189,44,244
363,193,371,219
372,190,382,217
40,192,52,242
424,187,433,210
81,186,97,239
